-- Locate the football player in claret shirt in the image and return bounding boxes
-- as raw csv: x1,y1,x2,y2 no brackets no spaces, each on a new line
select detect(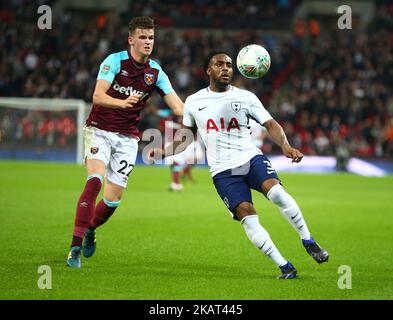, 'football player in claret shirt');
67,17,184,268
149,52,329,279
